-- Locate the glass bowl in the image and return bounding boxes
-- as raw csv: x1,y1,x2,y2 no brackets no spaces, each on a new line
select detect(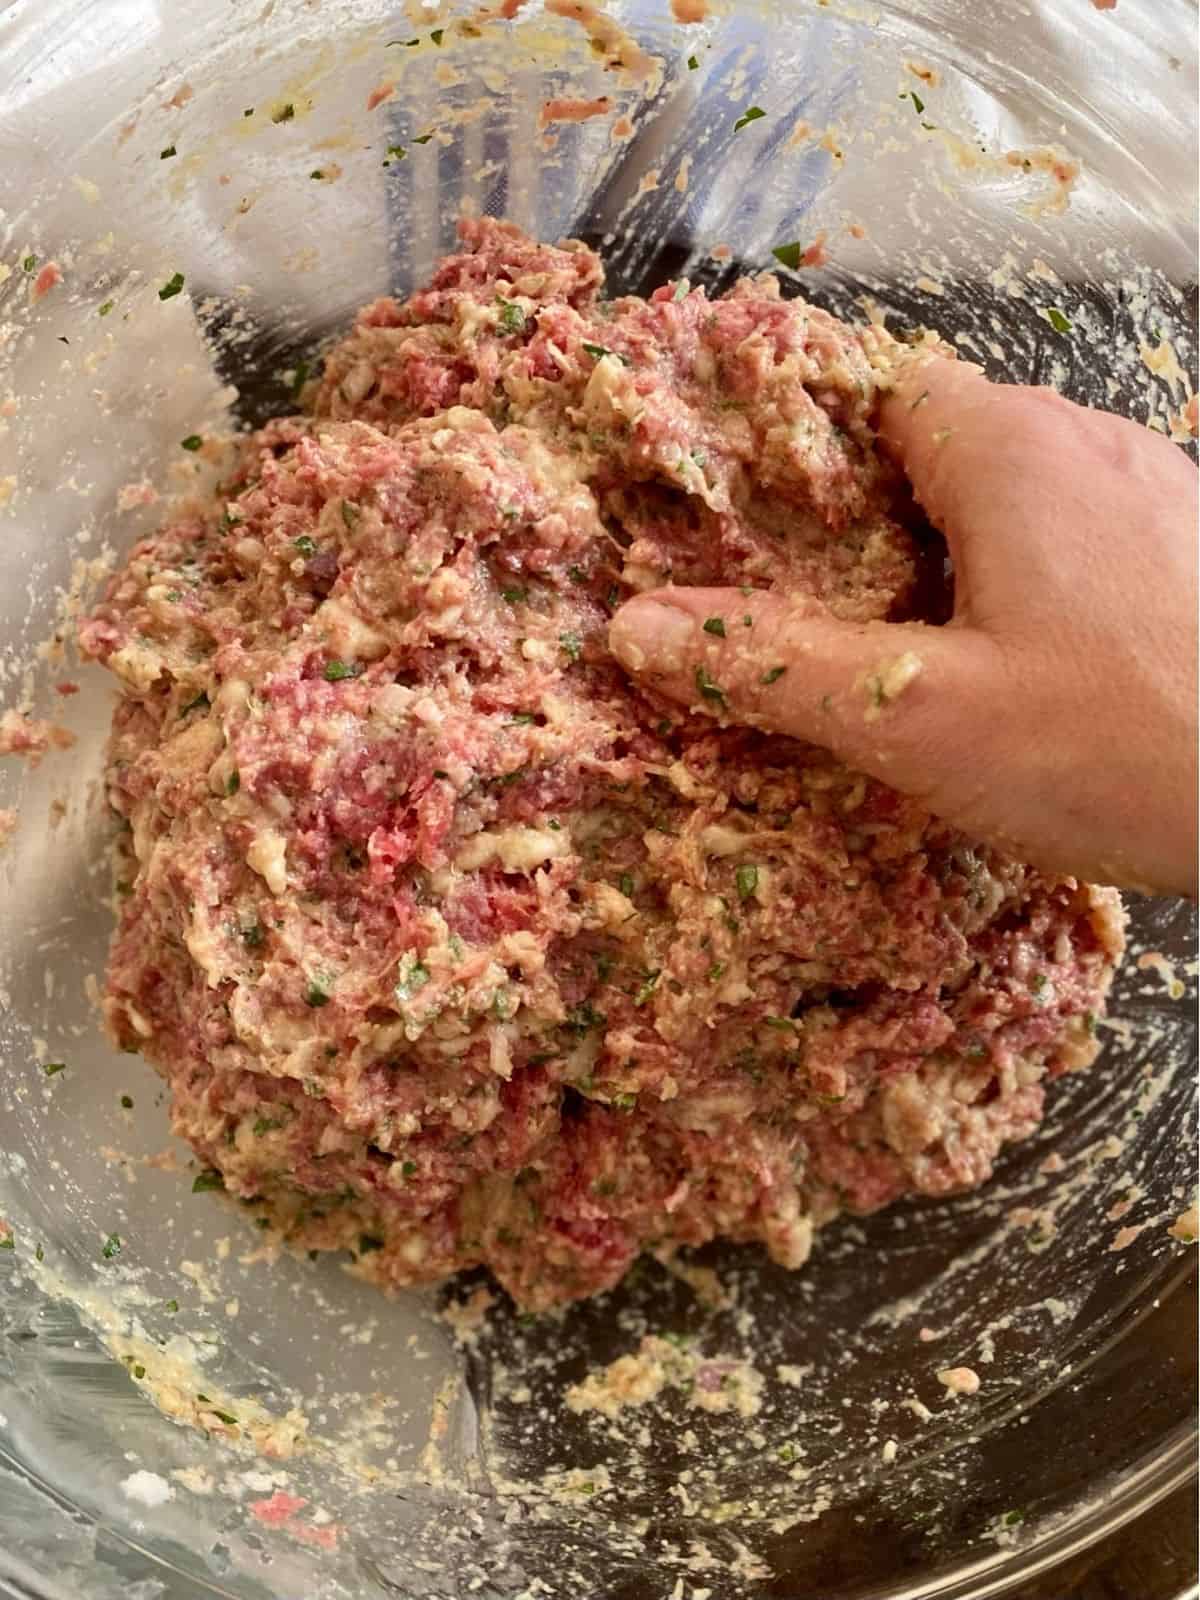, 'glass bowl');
0,2,1195,1596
